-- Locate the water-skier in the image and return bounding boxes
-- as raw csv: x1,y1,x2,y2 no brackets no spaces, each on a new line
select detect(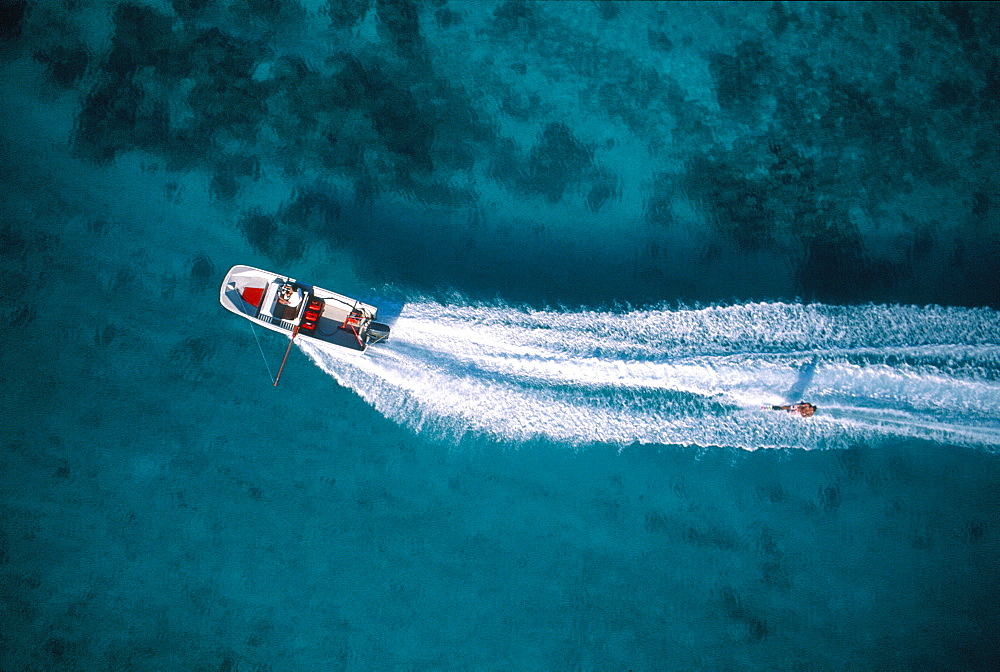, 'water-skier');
769,402,817,417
